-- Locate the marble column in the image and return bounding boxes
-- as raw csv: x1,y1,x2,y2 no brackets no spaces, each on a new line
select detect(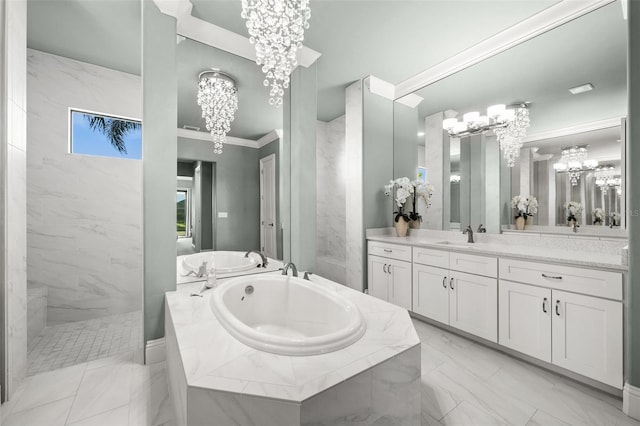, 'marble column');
424,112,449,230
